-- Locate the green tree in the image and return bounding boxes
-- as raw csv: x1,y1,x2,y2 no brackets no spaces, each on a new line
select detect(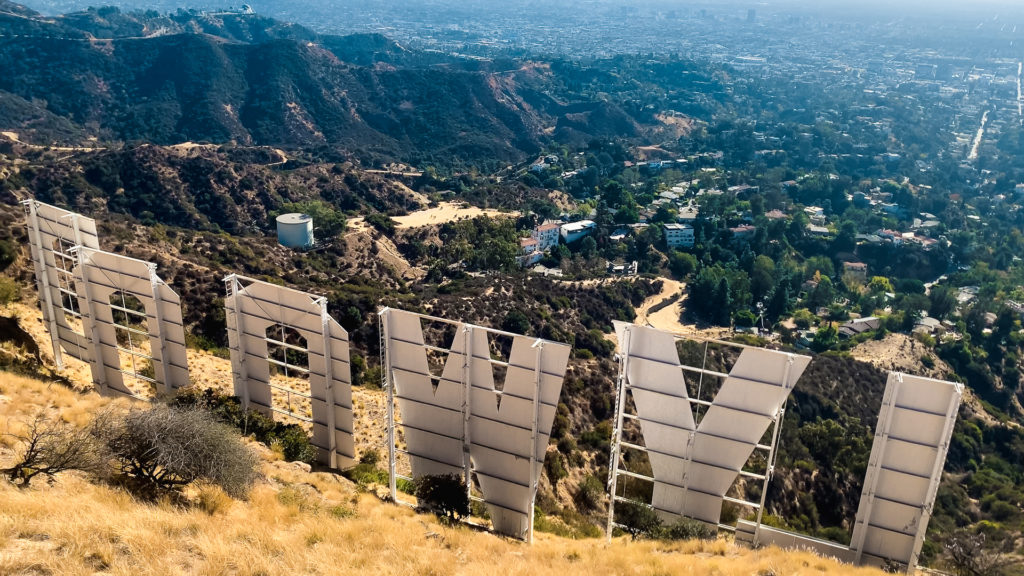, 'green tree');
616,502,662,540
751,255,776,303
501,309,532,335
804,255,835,279
812,322,839,351
808,275,835,309
278,200,347,237
668,251,697,278
868,276,894,293
714,277,732,326
601,181,626,208
928,286,957,320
